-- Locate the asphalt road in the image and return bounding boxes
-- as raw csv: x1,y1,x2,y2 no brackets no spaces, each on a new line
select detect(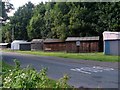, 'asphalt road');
2,52,119,88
